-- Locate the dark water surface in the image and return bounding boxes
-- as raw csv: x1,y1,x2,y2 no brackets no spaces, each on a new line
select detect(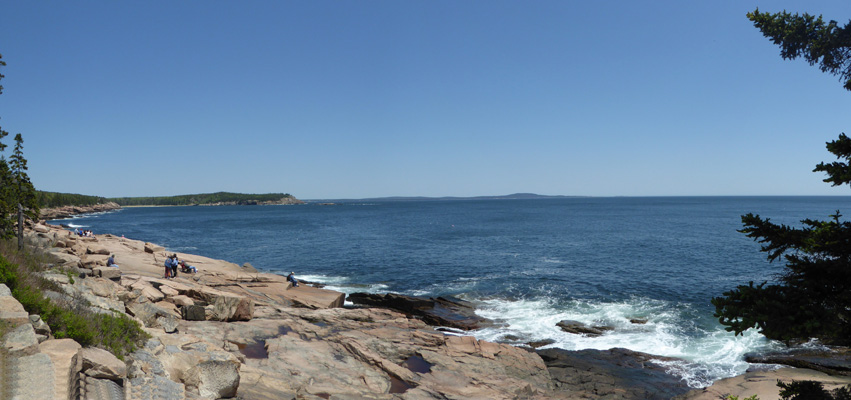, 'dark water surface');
54,196,851,386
